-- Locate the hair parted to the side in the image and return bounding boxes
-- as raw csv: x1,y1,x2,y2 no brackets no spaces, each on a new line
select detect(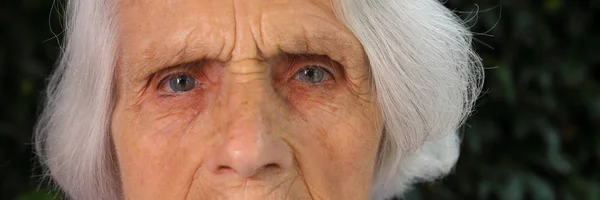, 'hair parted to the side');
333,0,482,199
34,0,121,199
34,0,483,199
